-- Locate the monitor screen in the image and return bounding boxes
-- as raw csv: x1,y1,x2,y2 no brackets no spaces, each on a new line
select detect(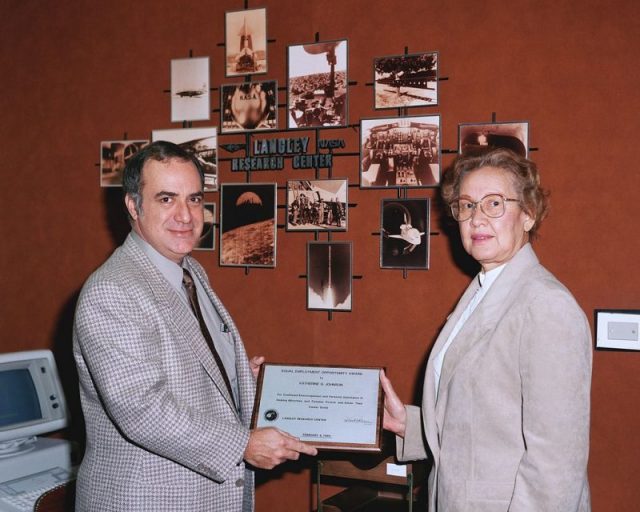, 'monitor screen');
0,369,43,428
0,350,67,445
